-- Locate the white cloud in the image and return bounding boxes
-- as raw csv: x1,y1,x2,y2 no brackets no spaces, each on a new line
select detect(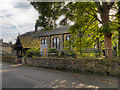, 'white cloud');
0,0,38,43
